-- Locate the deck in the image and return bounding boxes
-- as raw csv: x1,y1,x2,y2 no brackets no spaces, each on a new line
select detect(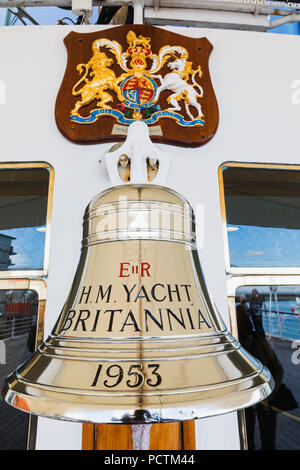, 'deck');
253,337,300,450
0,335,30,450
